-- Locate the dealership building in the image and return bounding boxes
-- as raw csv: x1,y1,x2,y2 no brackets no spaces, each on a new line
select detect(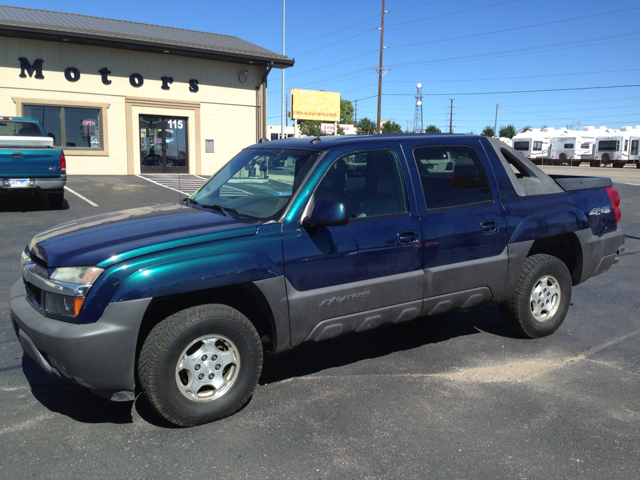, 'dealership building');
0,5,293,175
